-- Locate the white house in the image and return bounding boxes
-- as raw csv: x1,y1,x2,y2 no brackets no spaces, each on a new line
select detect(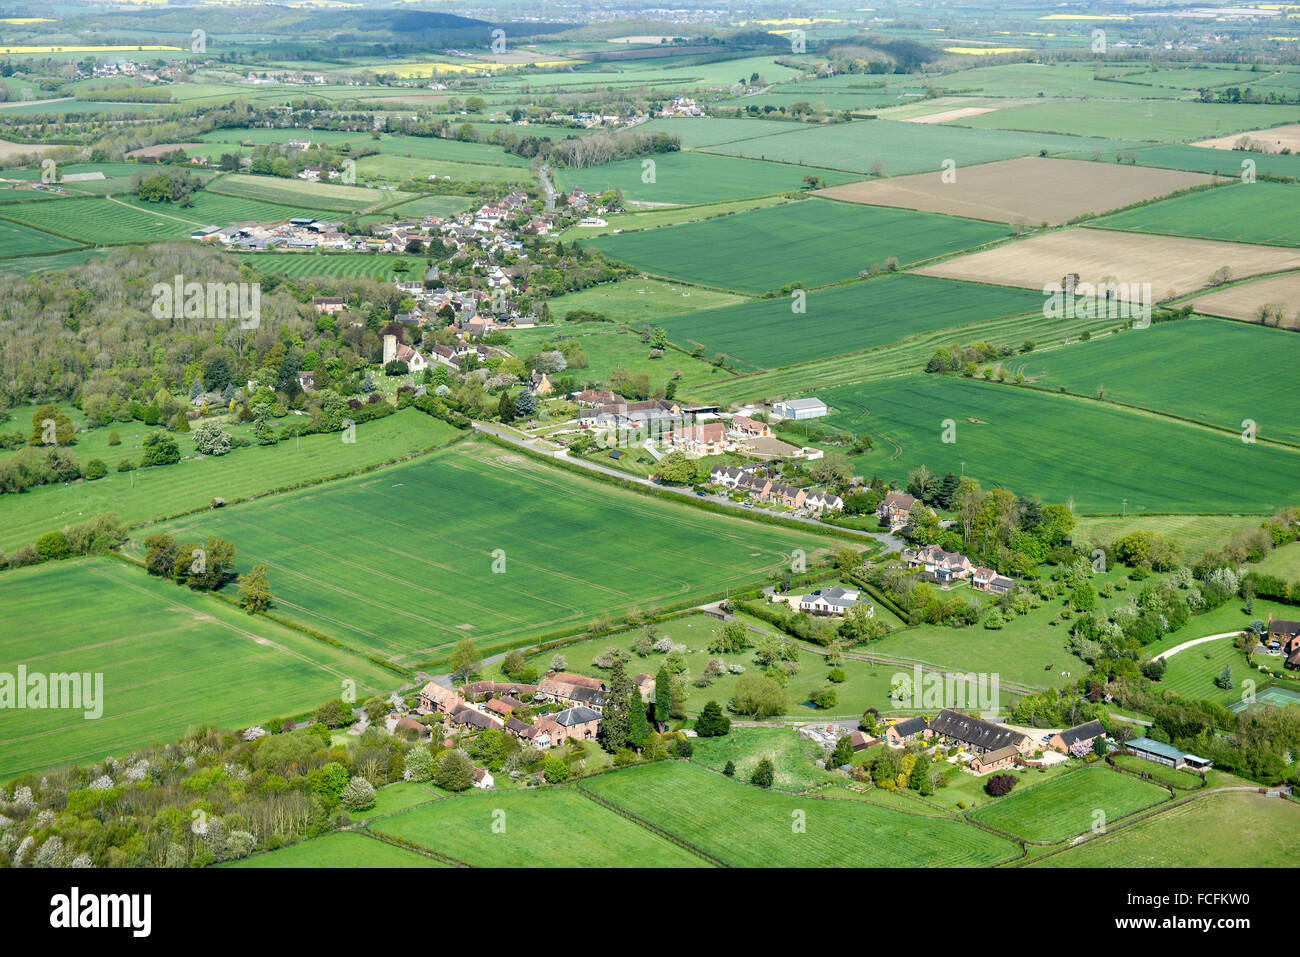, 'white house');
798,586,864,616
772,398,828,420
